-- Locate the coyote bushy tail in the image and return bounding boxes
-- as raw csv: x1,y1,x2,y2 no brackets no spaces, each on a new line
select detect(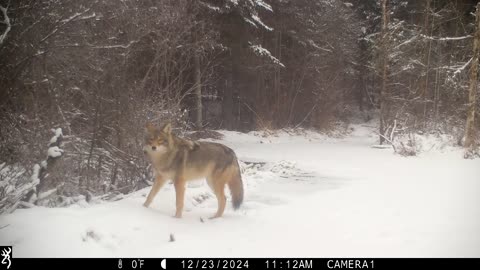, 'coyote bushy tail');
228,161,244,210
